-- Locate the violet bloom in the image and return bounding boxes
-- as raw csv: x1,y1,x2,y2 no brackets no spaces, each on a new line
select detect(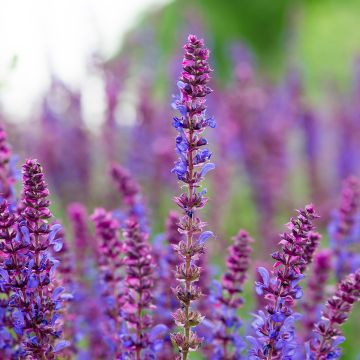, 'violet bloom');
170,34,215,360
67,202,95,271
211,230,253,359
0,200,25,358
329,176,360,280
91,207,125,357
122,220,165,359
68,203,111,359
247,205,319,359
0,160,69,359
0,126,17,209
307,269,360,360
110,163,148,231
302,250,332,341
